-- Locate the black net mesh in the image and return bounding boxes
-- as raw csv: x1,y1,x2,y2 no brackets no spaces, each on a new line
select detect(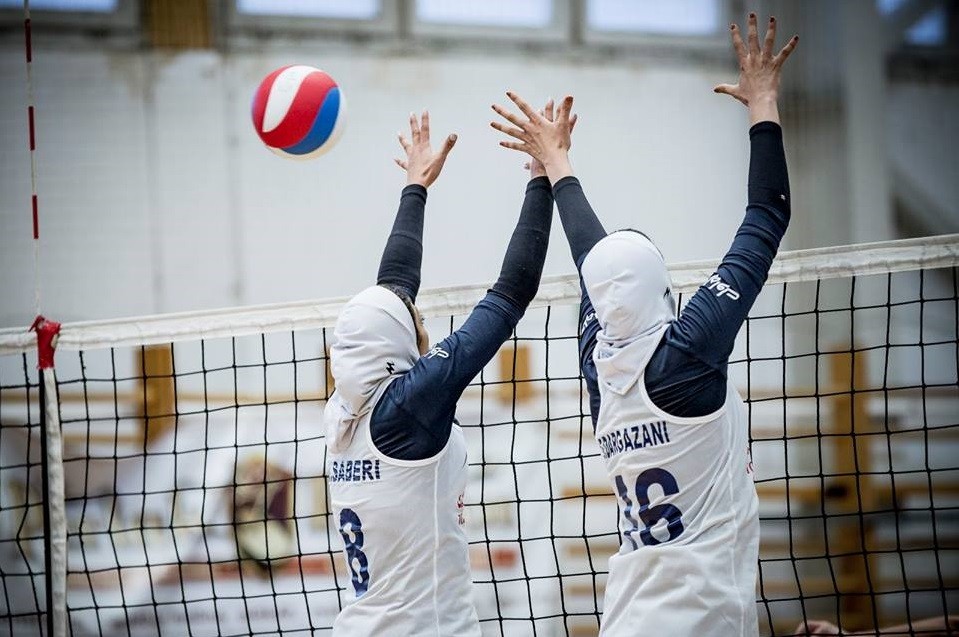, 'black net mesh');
0,265,956,636
0,354,46,636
